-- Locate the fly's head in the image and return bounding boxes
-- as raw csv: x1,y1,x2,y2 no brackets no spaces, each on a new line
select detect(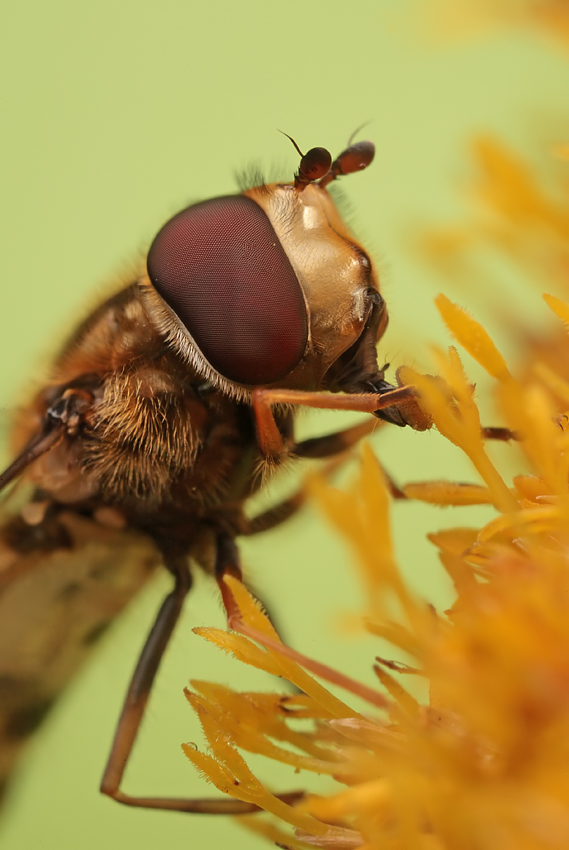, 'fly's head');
142,135,391,405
